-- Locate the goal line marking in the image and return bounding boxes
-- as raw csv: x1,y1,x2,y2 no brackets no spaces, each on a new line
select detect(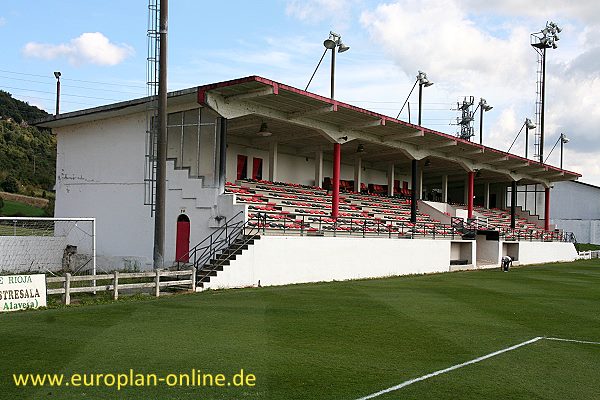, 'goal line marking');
355,336,600,400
